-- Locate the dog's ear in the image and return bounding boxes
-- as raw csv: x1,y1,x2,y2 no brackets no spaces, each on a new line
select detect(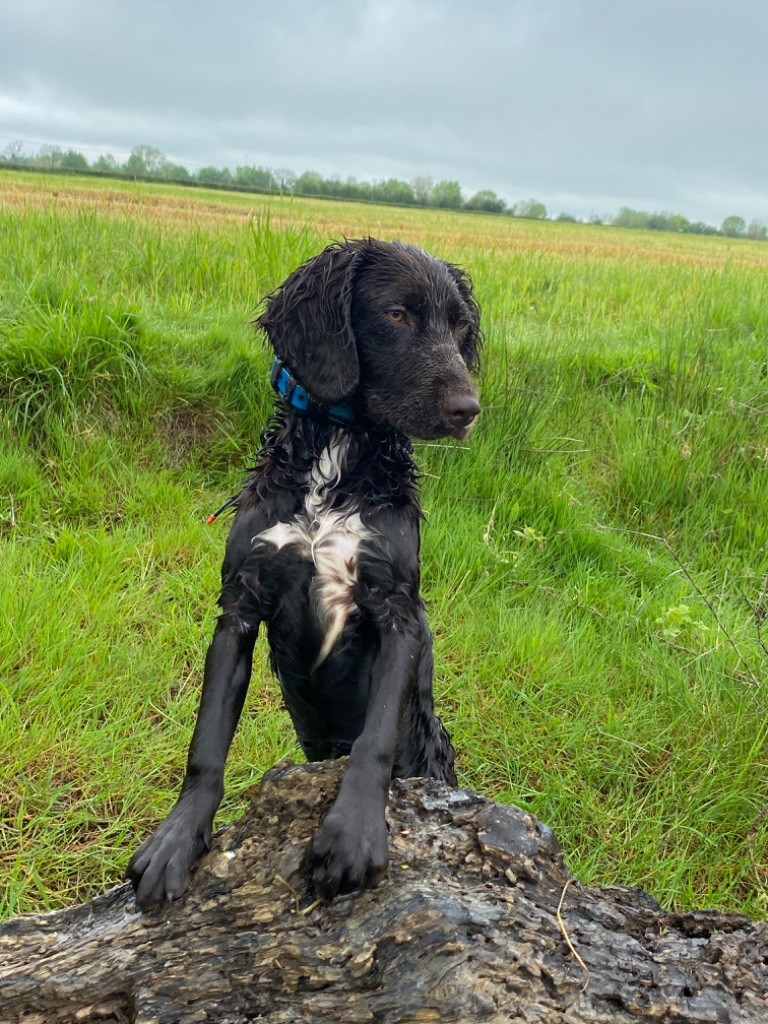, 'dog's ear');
447,263,482,373
256,242,361,404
